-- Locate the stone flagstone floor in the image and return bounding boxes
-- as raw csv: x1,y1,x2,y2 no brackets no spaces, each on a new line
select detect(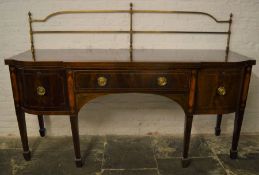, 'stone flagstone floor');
0,134,259,175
